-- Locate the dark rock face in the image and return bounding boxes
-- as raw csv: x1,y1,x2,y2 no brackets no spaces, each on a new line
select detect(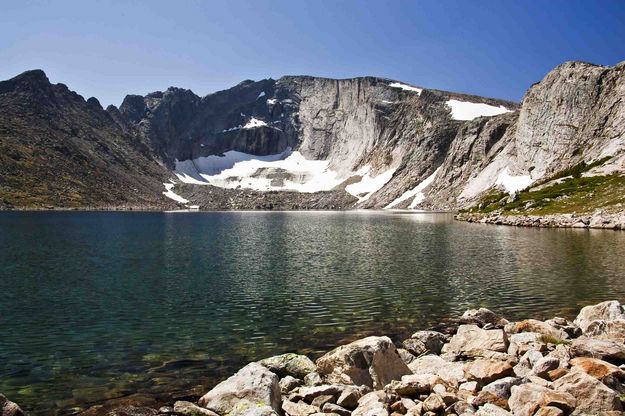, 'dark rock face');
0,69,176,209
